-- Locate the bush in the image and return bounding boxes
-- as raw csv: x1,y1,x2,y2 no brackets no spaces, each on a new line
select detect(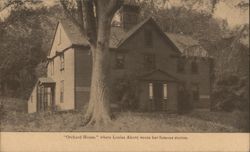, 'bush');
112,77,138,111
178,89,193,114
0,99,5,119
212,75,249,112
